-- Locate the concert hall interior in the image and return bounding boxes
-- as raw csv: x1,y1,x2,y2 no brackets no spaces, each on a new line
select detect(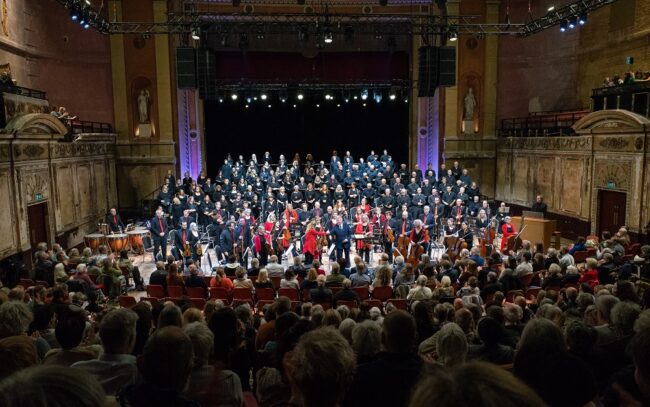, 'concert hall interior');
1,0,650,406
